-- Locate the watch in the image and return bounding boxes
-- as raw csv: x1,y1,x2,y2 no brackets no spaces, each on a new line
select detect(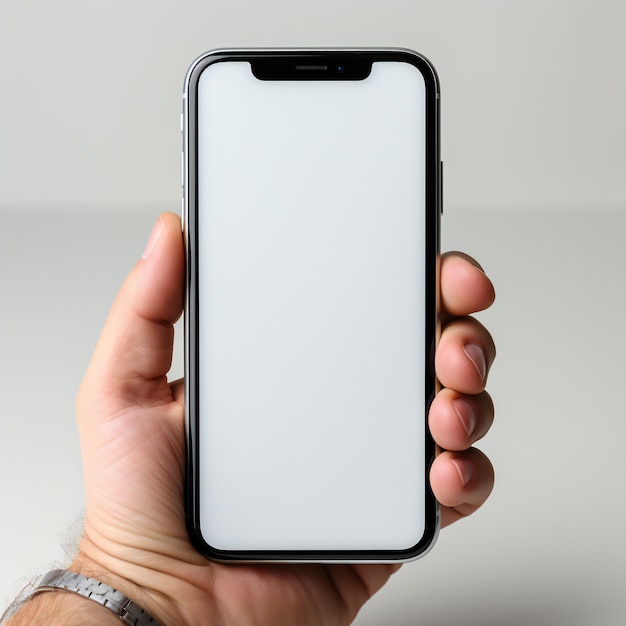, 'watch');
31,569,161,625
